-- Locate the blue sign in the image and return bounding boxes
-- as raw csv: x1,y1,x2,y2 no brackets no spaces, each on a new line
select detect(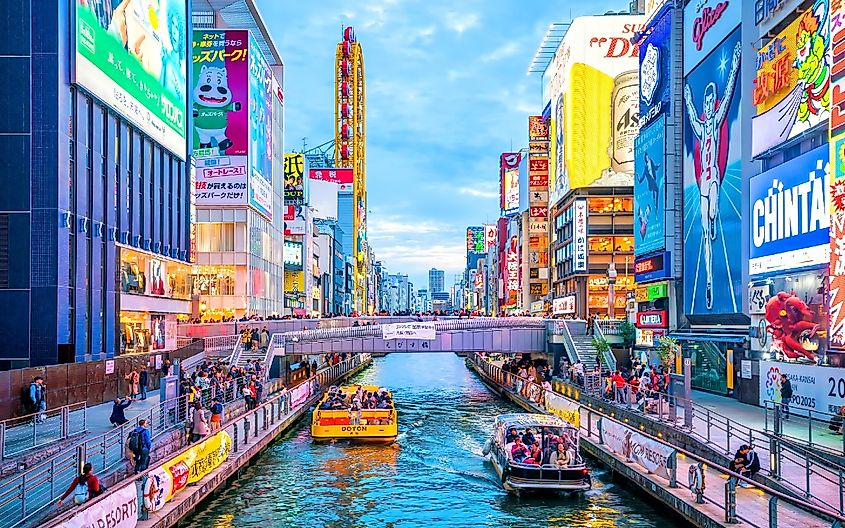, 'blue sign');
635,251,672,283
634,115,666,257
749,145,830,276
639,8,672,127
682,27,743,316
